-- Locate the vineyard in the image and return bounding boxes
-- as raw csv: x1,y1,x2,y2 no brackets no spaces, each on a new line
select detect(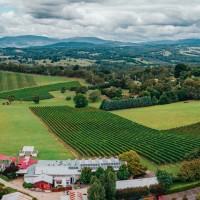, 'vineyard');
30,106,200,165
169,122,200,135
0,81,81,101
0,71,36,92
